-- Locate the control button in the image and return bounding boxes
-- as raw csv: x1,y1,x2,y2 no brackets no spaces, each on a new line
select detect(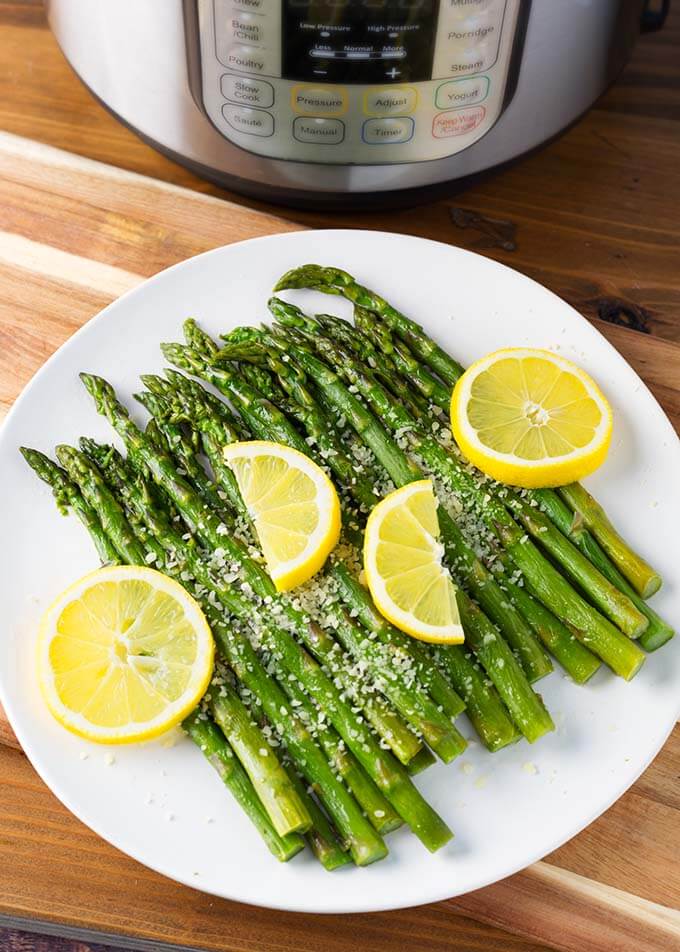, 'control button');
228,12,266,46
224,45,270,75
432,106,486,138
435,76,489,110
441,43,496,77
447,0,501,15
293,117,345,144
221,75,274,108
291,85,348,116
229,0,270,9
364,87,417,117
222,104,274,137
362,117,415,145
